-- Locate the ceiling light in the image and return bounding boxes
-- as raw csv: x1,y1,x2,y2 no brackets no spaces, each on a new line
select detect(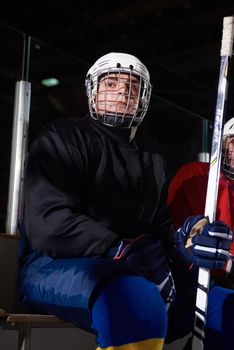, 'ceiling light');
41,78,60,87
